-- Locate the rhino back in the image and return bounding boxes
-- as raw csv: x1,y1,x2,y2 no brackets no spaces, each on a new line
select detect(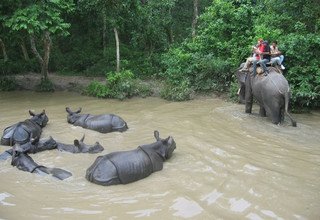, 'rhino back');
86,156,121,186
108,149,153,184
85,114,113,133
